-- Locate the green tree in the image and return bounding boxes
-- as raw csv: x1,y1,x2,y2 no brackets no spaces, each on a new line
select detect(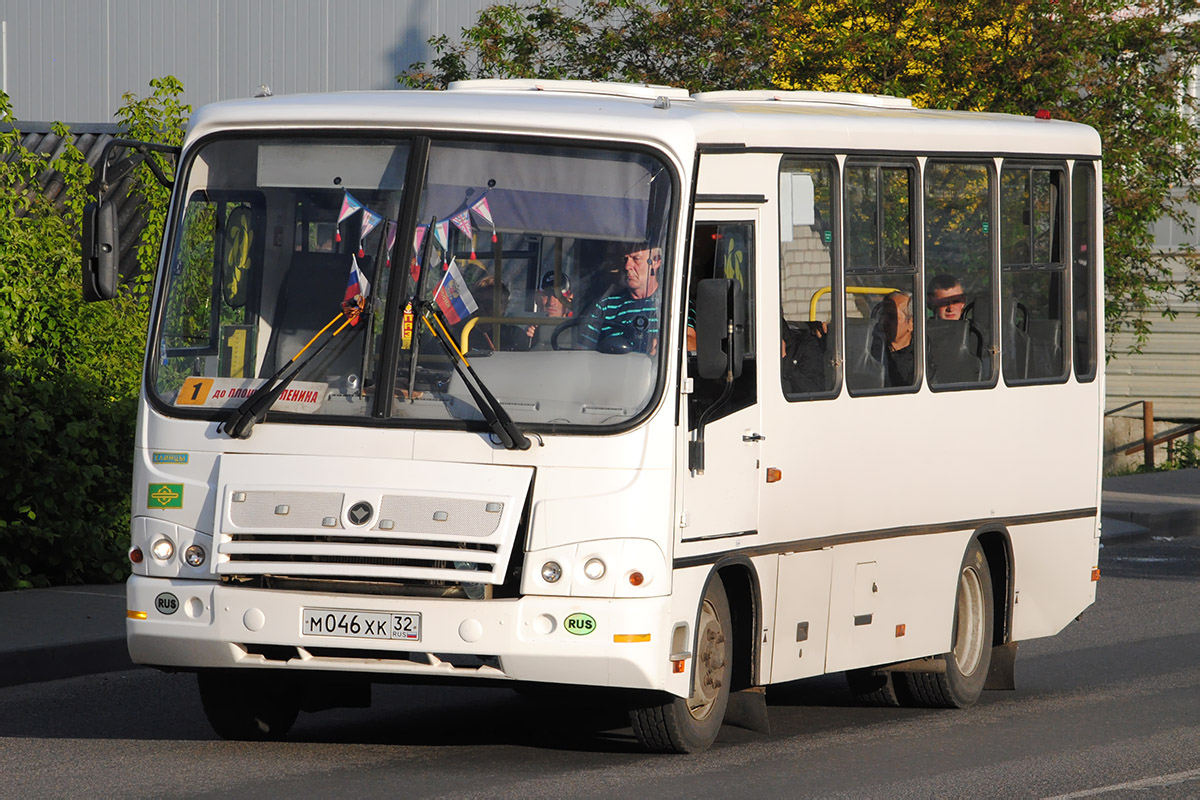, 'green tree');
400,0,1200,350
0,78,188,589
399,0,777,92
